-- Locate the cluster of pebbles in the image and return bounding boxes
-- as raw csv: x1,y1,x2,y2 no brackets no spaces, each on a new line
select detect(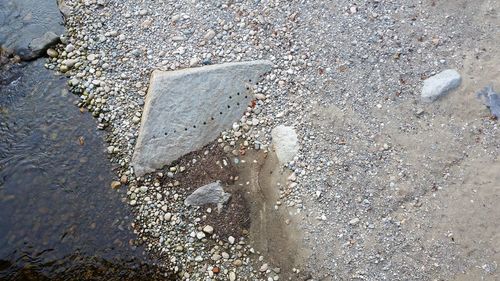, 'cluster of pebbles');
46,0,499,280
